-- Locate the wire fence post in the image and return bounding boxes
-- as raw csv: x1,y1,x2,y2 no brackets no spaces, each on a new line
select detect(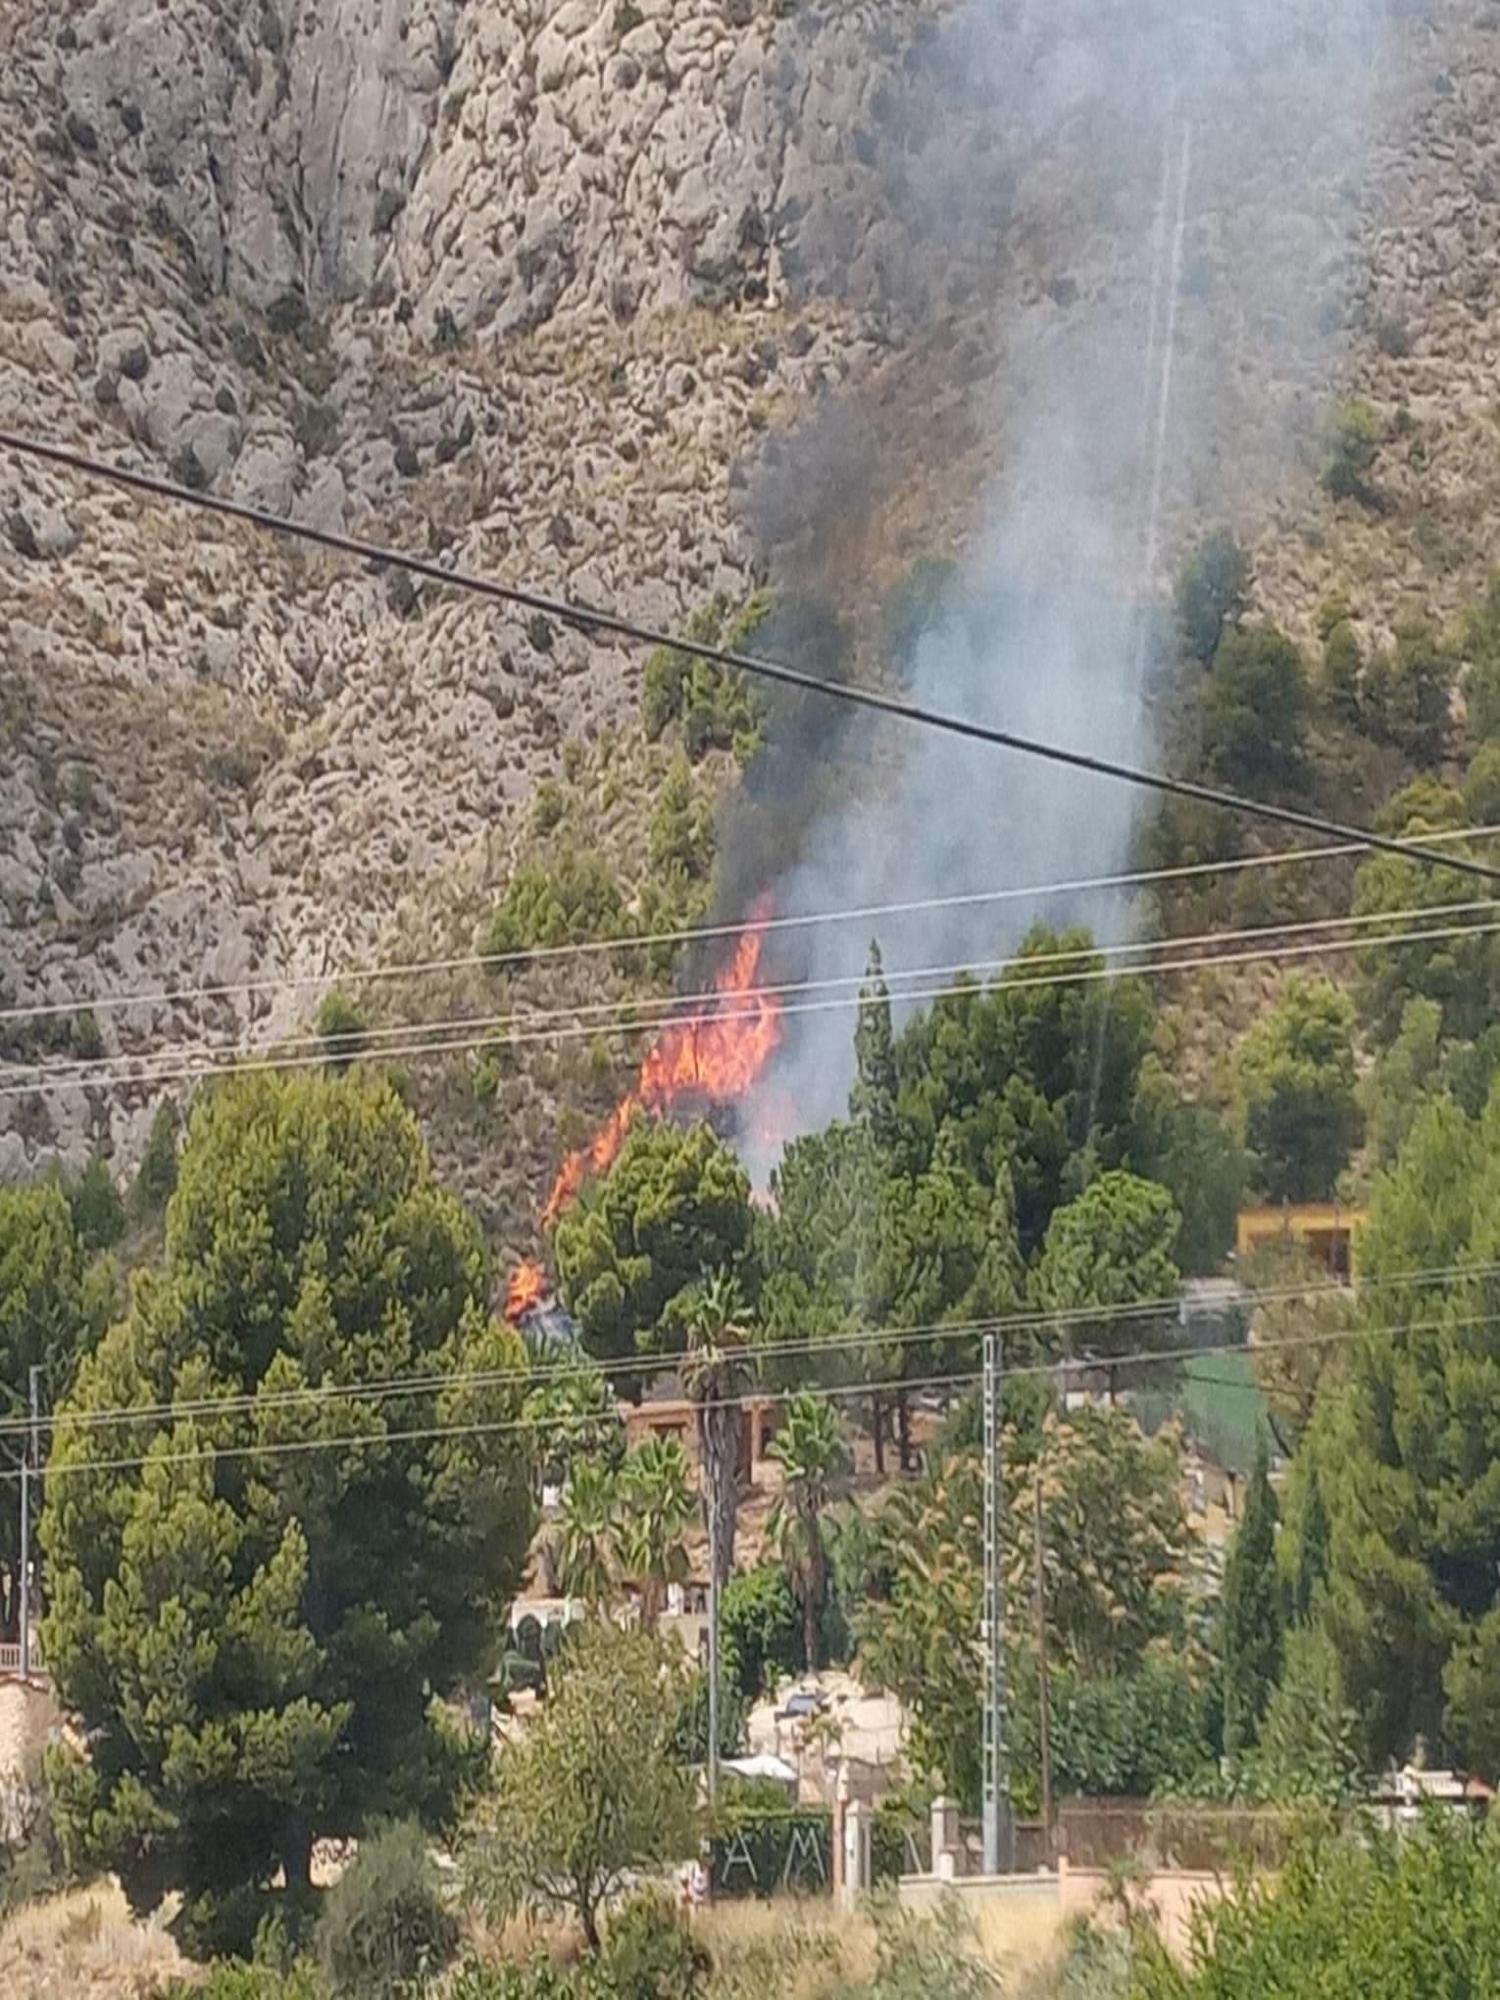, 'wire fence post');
19,1365,39,1679
18,1456,28,1680
982,1332,1012,1874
